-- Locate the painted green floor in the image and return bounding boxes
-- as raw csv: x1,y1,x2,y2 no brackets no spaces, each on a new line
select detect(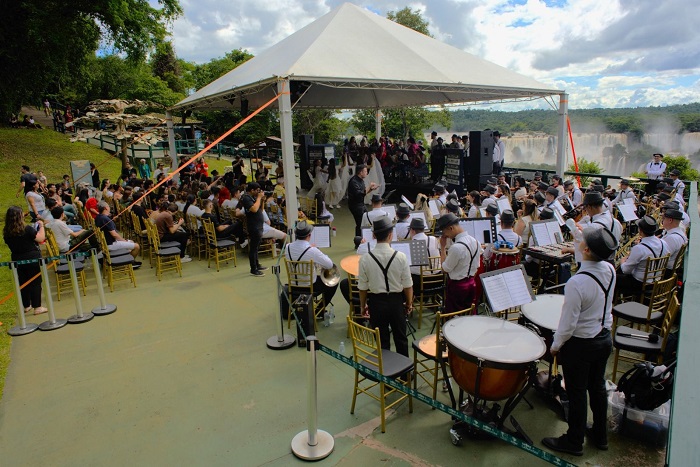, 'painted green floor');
0,205,665,466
